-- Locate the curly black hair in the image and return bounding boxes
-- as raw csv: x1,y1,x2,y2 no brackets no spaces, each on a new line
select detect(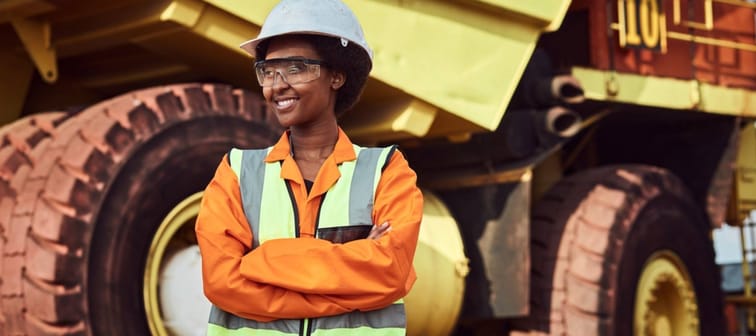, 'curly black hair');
255,34,372,116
